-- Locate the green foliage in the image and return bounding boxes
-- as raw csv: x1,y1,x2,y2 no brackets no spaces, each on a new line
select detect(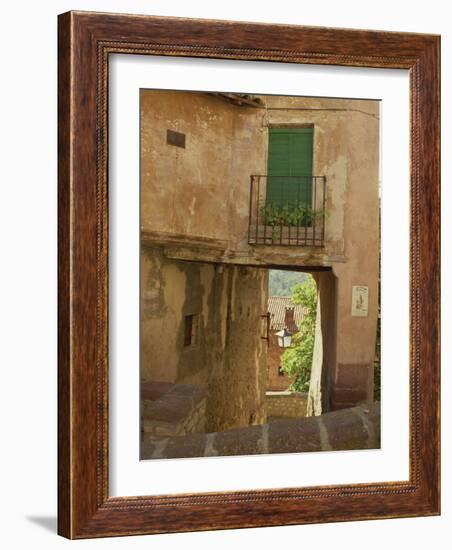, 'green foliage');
268,270,308,296
374,254,381,402
373,355,381,402
280,276,317,392
260,202,321,229
373,310,381,401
